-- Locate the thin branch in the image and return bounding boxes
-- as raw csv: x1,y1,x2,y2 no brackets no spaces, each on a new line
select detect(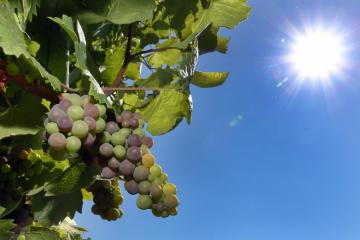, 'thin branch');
59,83,81,93
110,24,134,90
131,47,183,59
